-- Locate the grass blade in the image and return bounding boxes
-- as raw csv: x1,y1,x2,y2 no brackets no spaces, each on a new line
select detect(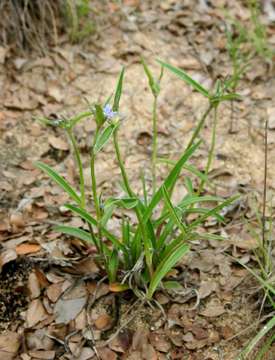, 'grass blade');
113,67,125,112
162,185,187,235
147,243,189,299
158,60,210,98
94,123,117,154
54,225,96,244
237,316,275,359
144,141,201,223
64,204,123,250
35,161,81,205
